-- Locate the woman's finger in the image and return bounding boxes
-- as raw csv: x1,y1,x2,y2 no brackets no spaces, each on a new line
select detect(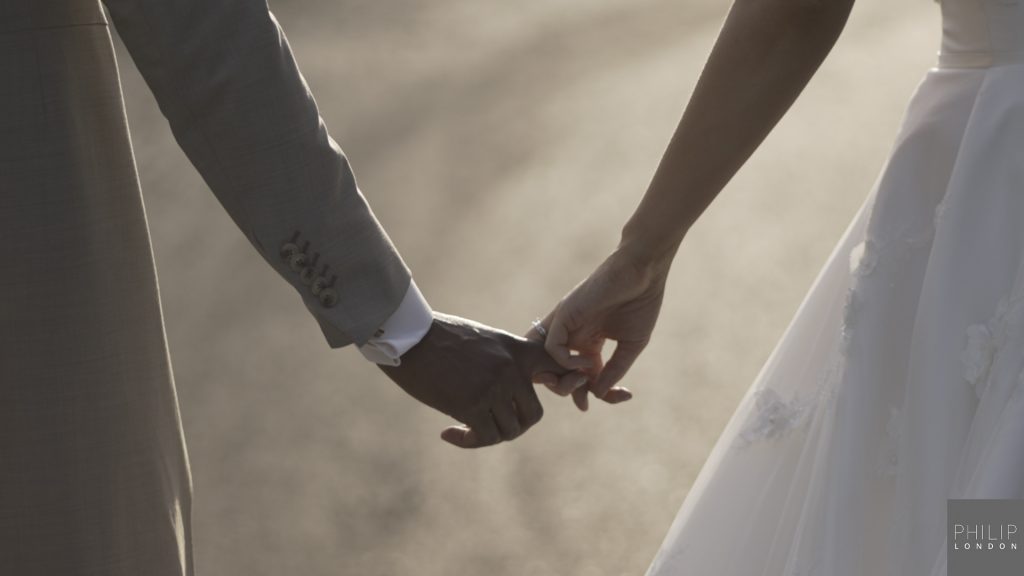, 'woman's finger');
524,310,555,342
572,385,589,412
592,340,646,398
544,311,594,371
597,386,633,404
